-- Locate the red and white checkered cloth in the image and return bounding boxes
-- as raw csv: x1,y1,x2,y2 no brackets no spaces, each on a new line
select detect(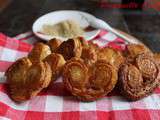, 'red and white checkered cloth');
0,30,160,120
